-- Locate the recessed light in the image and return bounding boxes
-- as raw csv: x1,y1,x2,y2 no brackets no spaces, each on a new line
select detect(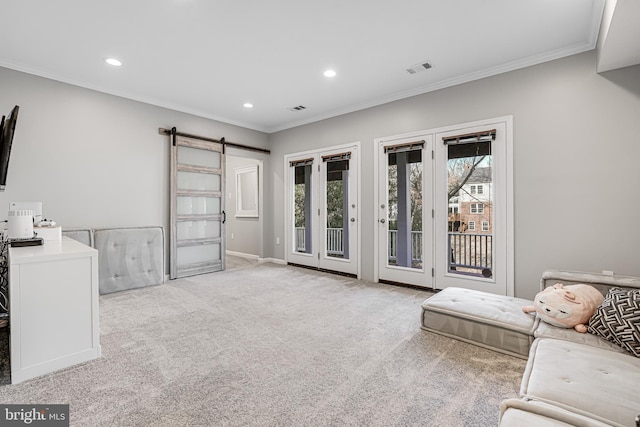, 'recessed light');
323,69,336,78
243,103,254,108
105,58,122,67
